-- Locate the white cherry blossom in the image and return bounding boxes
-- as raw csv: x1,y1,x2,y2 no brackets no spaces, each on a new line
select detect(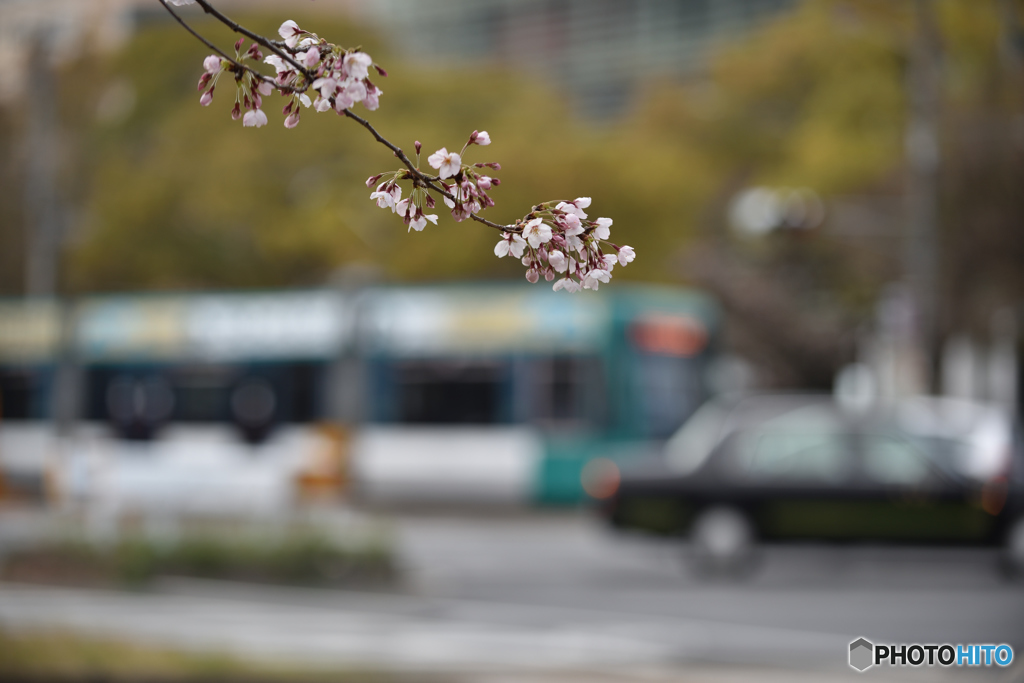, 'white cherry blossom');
562,213,584,235
557,197,590,219
313,77,338,99
618,246,636,266
370,181,401,211
553,278,580,293
264,55,288,74
522,217,552,248
242,109,268,127
428,148,462,179
494,232,527,258
548,250,568,273
583,268,611,290
409,214,438,232
344,52,373,80
279,20,303,48
594,217,613,240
